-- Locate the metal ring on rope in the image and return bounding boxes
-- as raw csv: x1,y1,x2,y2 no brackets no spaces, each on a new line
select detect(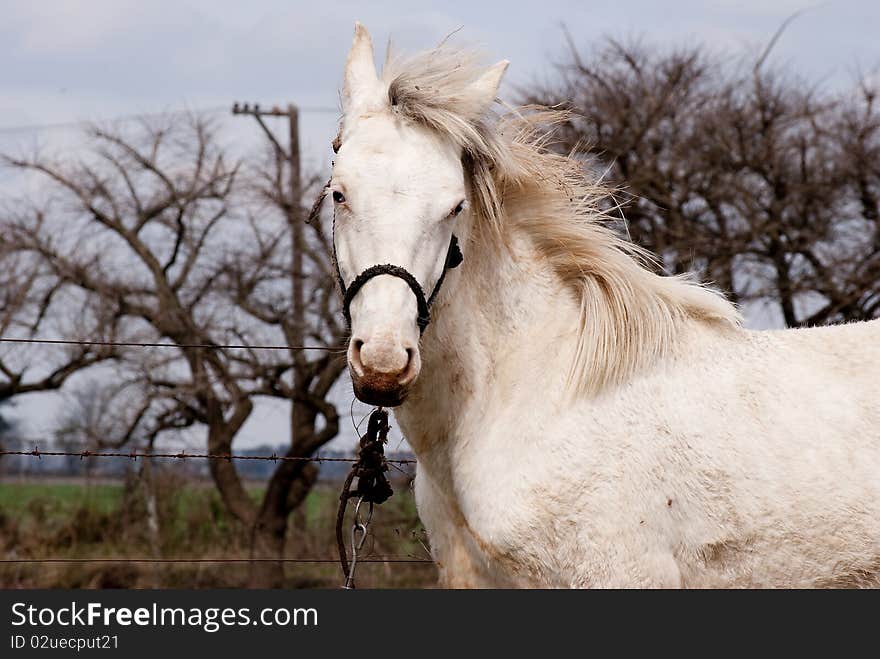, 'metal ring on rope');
336,408,393,589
